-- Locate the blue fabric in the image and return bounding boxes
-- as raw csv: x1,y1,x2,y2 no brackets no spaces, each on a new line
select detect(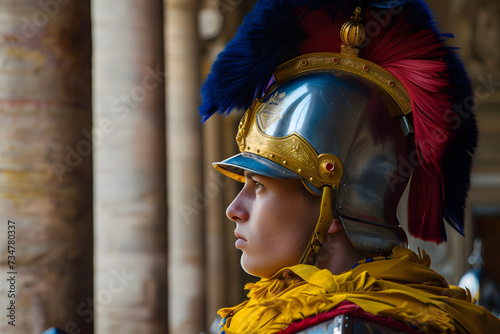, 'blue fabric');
42,328,67,334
